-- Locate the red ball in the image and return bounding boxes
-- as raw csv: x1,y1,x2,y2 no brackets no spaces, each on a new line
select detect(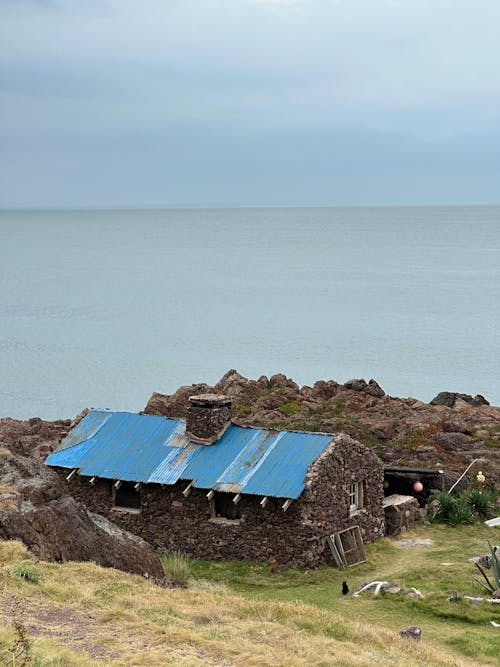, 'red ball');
413,481,423,493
